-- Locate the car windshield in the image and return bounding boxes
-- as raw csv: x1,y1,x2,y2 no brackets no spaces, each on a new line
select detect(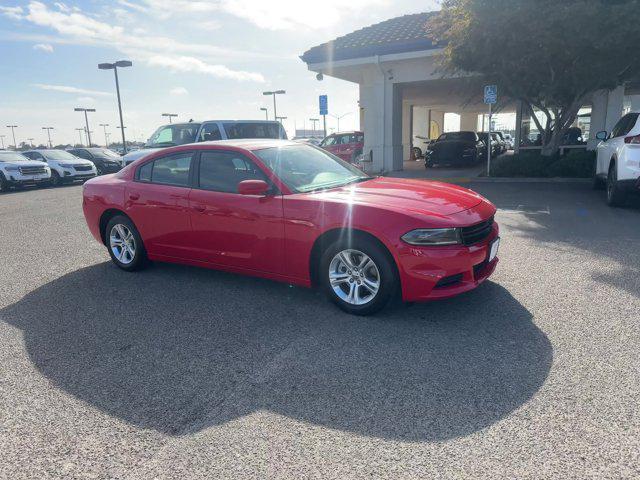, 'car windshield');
145,123,201,148
438,132,477,142
0,152,29,162
253,144,369,193
223,122,285,140
44,150,79,161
